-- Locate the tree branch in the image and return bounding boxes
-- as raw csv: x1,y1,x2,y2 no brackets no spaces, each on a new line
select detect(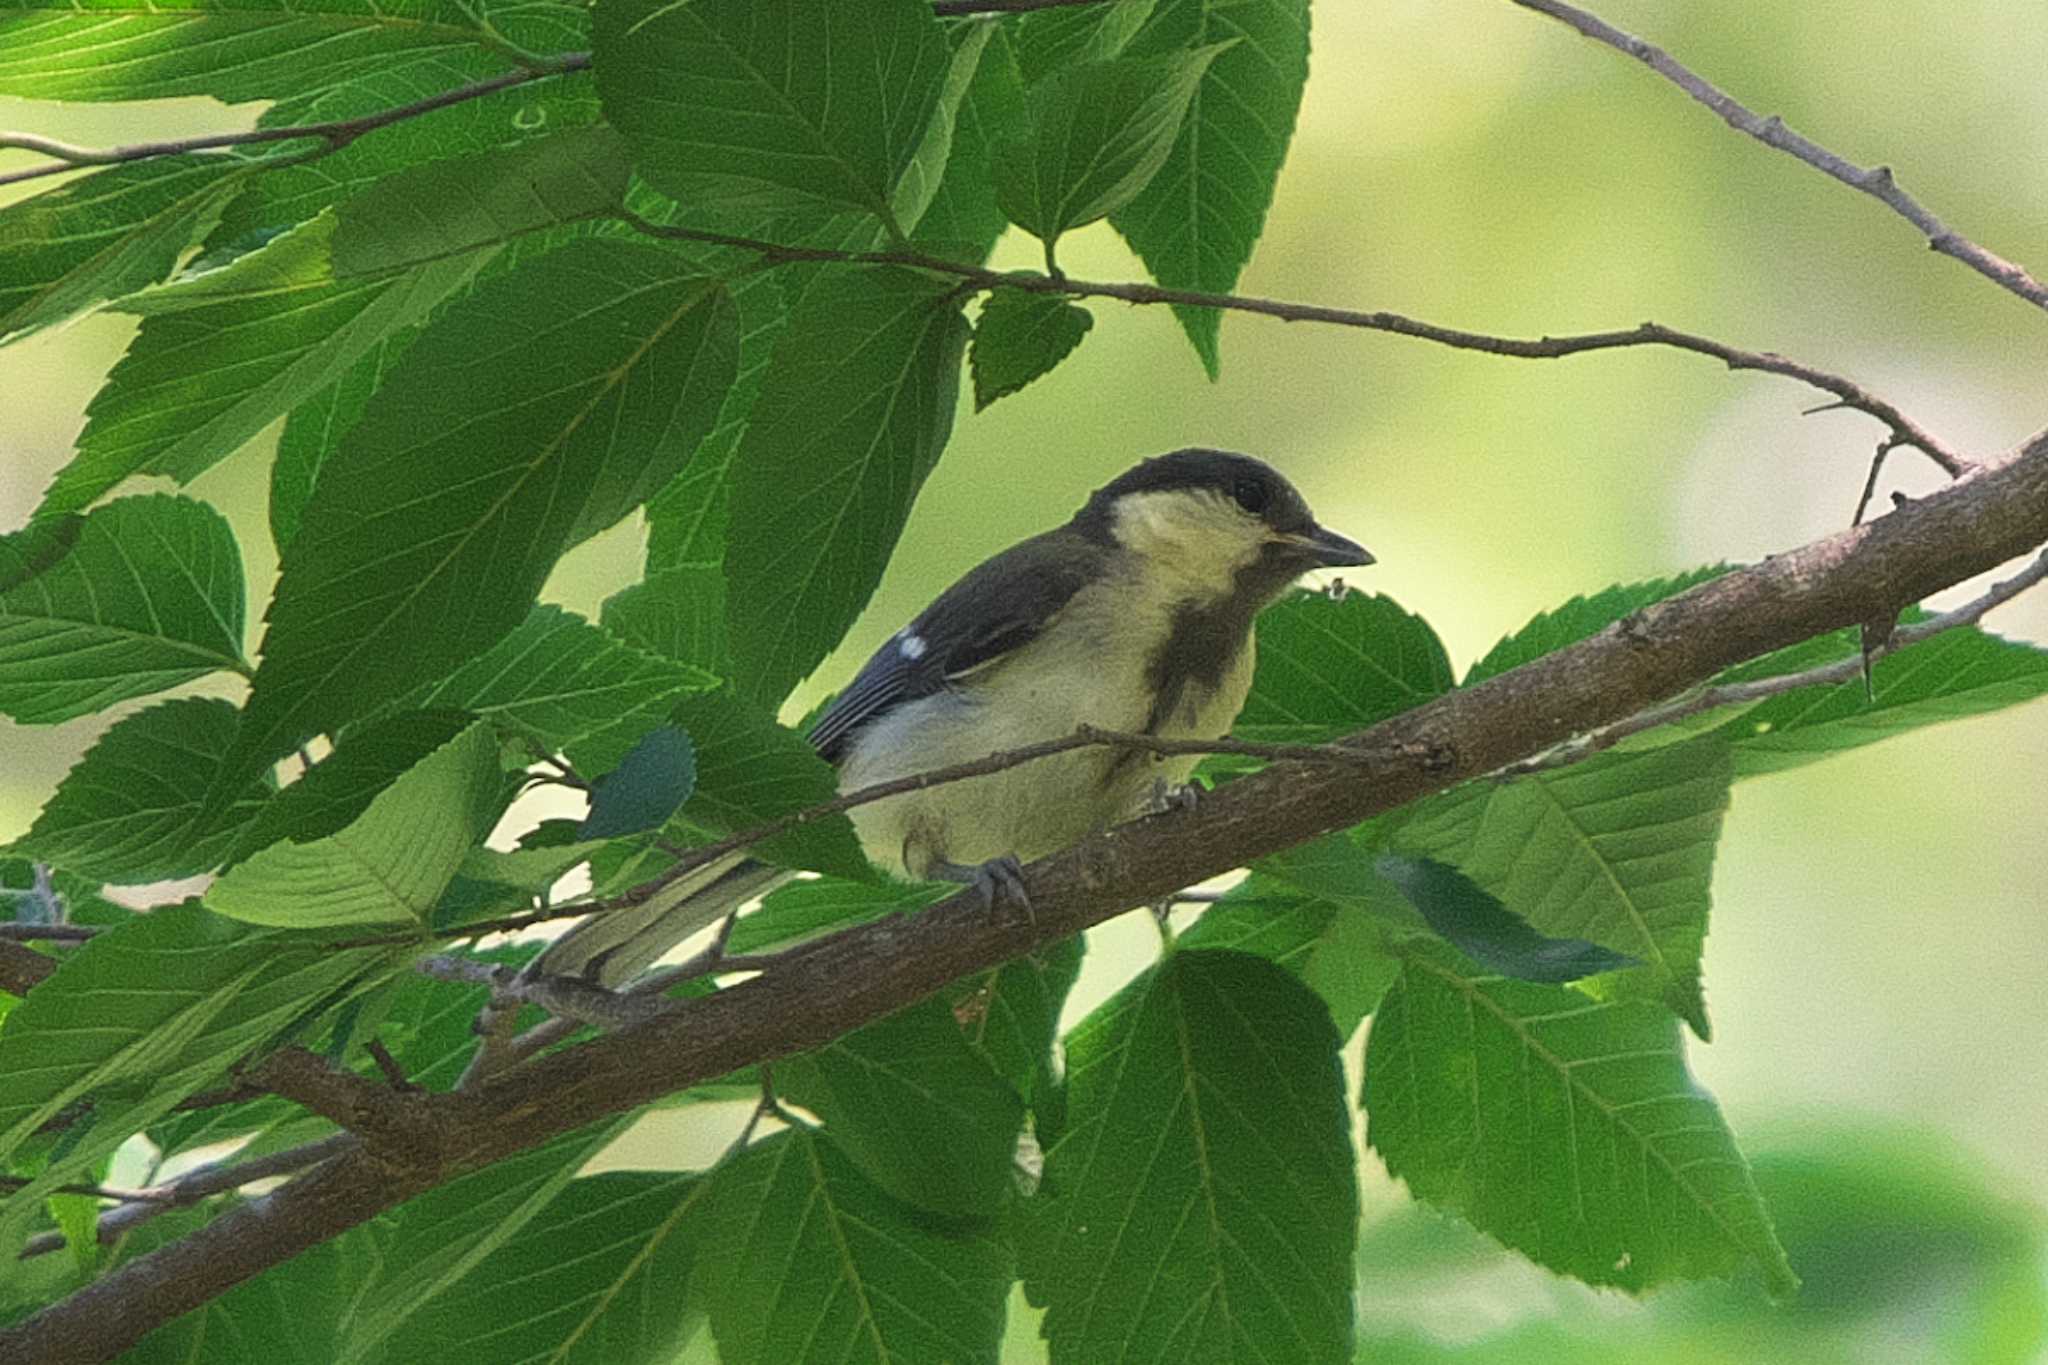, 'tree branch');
1508,0,2048,313
17,1135,355,1261
0,940,57,996
0,57,591,191
11,427,2045,1364
620,213,1973,476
